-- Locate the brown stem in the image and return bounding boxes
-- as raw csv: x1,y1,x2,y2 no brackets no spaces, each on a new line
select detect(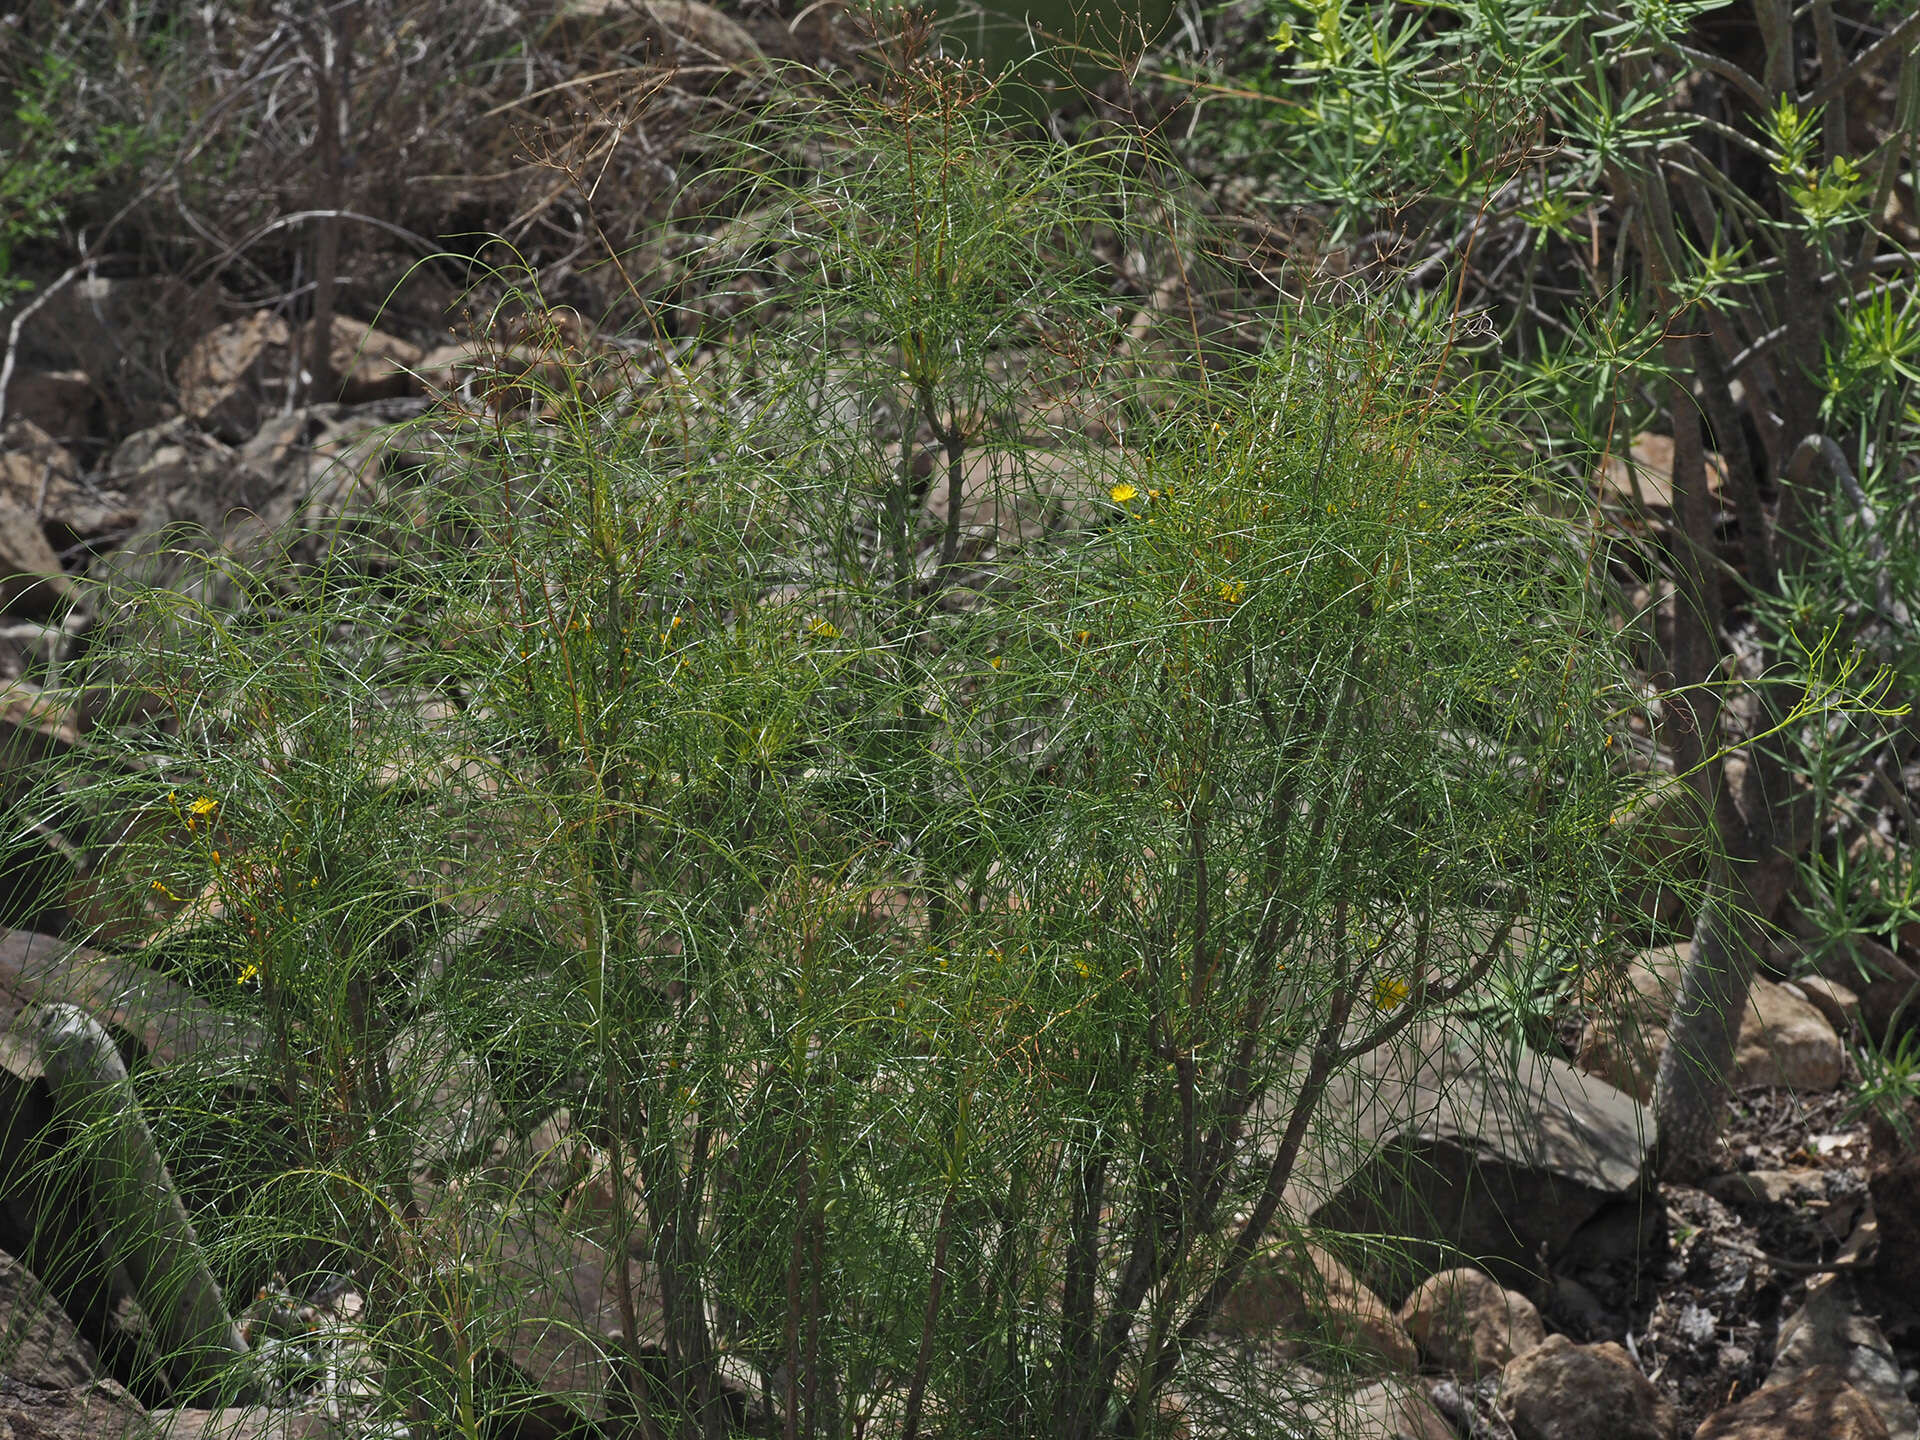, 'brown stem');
784,1143,811,1440
900,1184,957,1440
